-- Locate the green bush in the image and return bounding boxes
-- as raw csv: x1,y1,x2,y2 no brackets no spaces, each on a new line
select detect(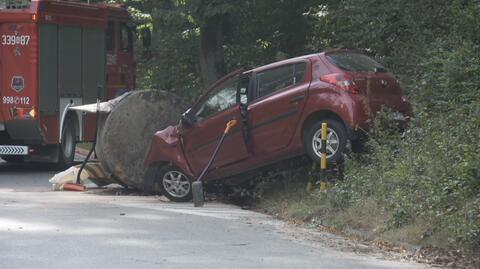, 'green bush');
334,100,479,249
316,1,480,250
255,31,480,250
